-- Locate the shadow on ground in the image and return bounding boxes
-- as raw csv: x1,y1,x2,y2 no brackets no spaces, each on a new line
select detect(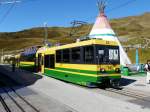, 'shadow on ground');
0,65,43,95
120,78,137,86
129,97,150,109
